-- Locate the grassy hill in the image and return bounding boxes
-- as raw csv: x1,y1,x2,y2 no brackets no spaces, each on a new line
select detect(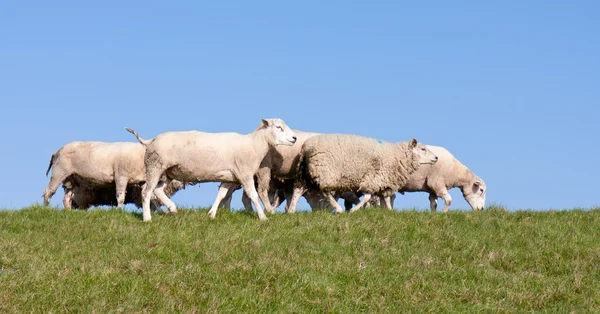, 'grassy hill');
0,206,598,312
